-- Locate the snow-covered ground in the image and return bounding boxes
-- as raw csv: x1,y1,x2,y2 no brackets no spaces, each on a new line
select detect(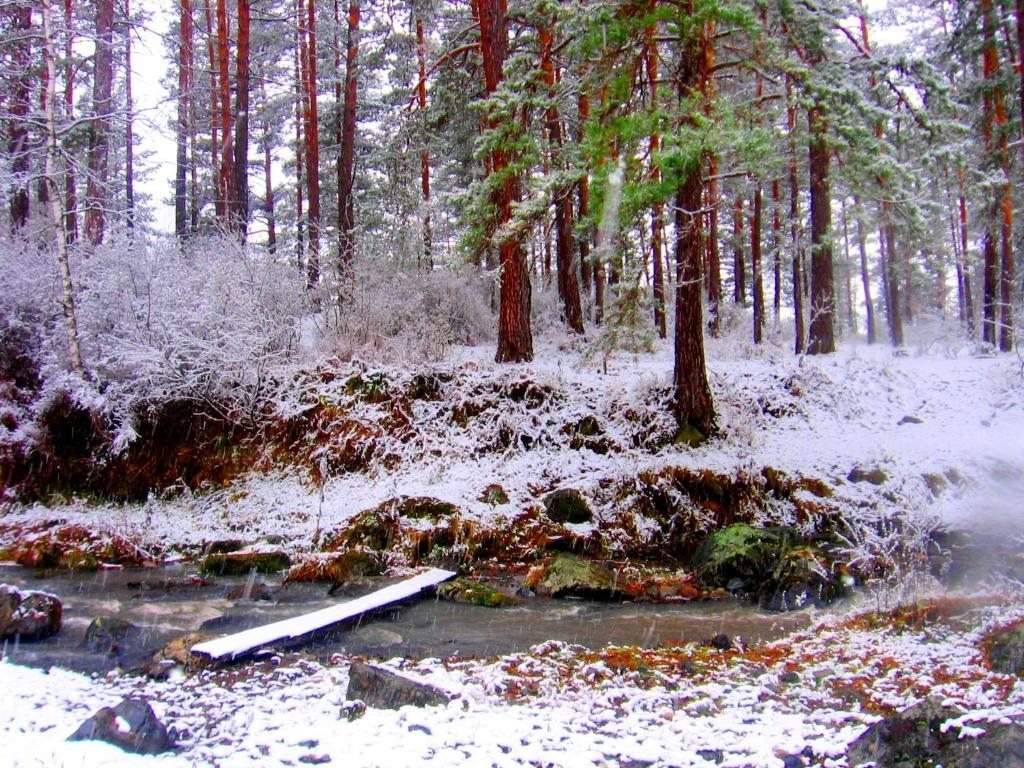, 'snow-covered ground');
2,592,1023,767
4,338,1022,554
1,339,1023,766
